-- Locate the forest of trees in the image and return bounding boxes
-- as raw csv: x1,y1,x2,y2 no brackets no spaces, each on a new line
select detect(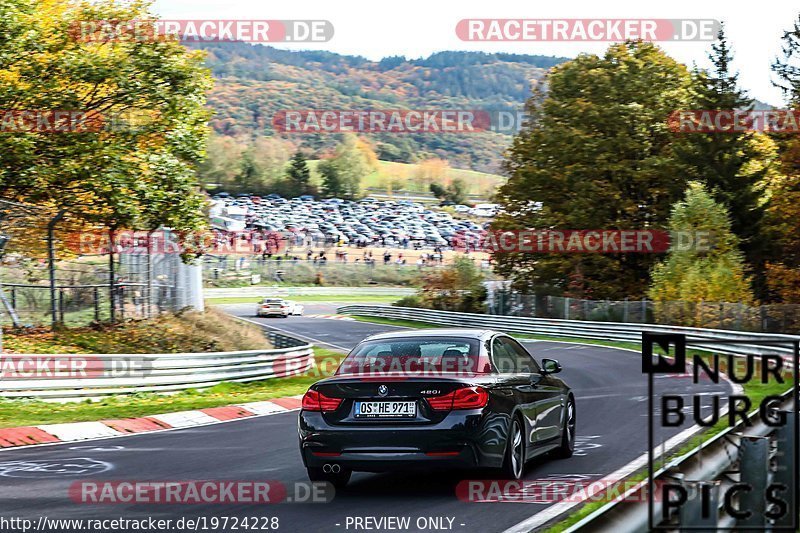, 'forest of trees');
186,43,566,172
199,134,379,199
494,22,800,306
